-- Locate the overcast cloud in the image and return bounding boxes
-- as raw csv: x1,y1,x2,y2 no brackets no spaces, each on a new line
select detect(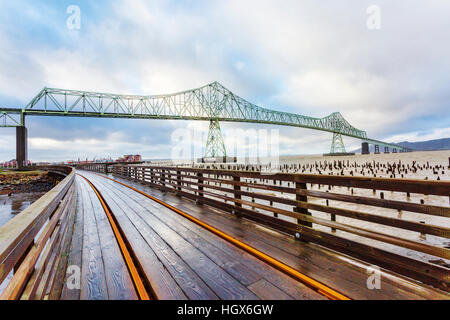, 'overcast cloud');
0,0,449,161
